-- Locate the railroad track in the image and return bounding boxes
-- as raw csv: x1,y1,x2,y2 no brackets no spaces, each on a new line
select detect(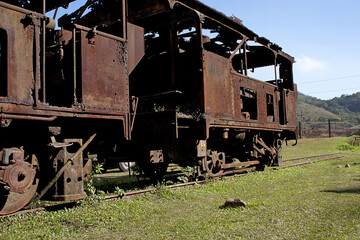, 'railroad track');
275,152,344,169
0,152,346,218
0,181,210,218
